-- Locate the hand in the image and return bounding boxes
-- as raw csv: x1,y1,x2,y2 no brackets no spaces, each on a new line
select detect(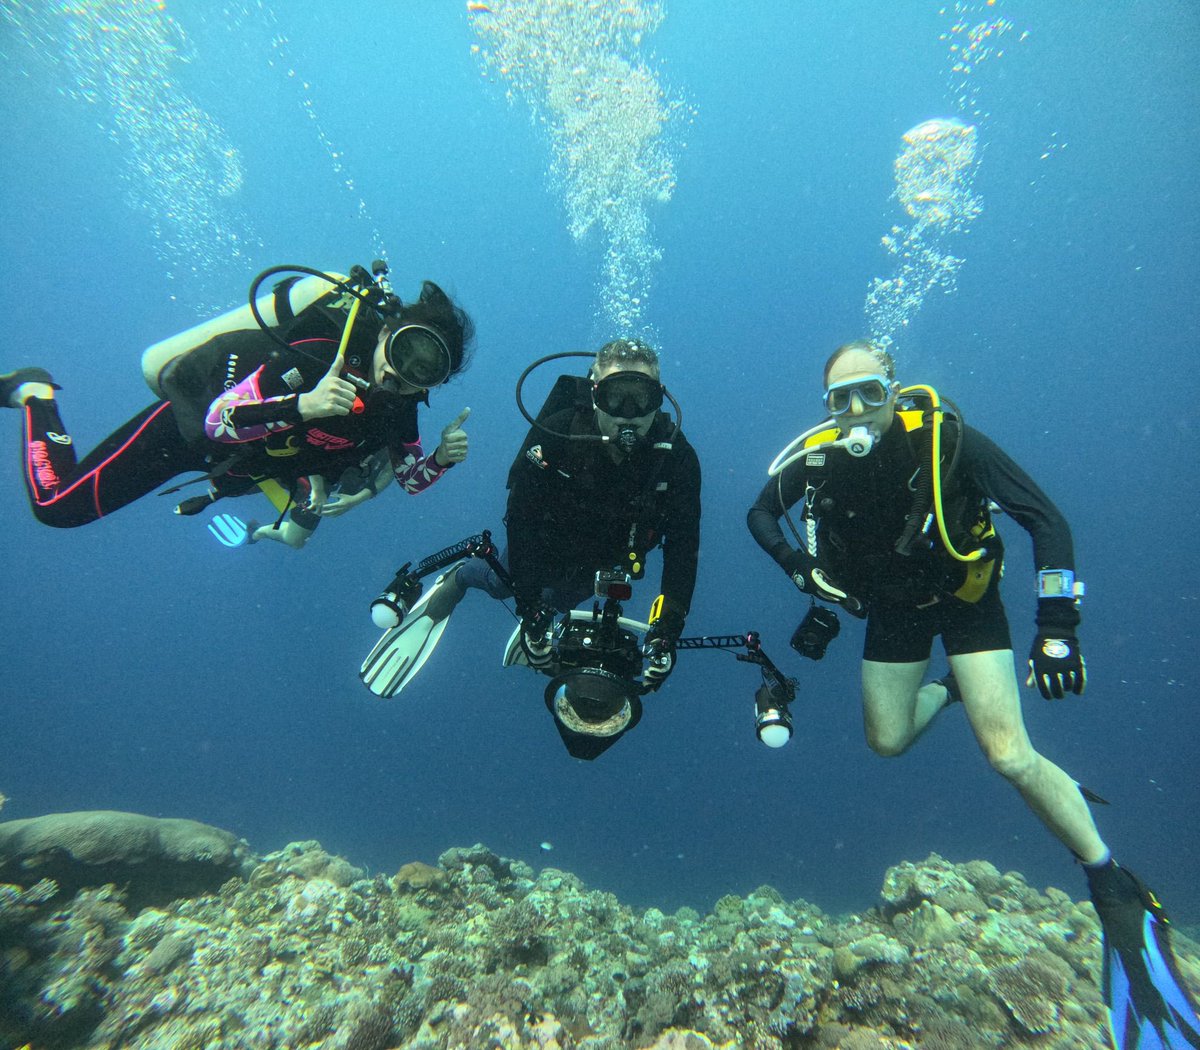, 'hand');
1027,632,1087,699
643,632,676,691
792,566,865,617
520,607,555,670
298,352,358,420
434,407,471,467
321,487,373,518
303,474,328,514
